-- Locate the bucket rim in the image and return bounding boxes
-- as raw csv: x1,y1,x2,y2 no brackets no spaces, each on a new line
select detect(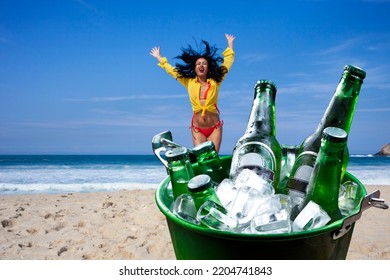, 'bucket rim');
155,172,366,241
